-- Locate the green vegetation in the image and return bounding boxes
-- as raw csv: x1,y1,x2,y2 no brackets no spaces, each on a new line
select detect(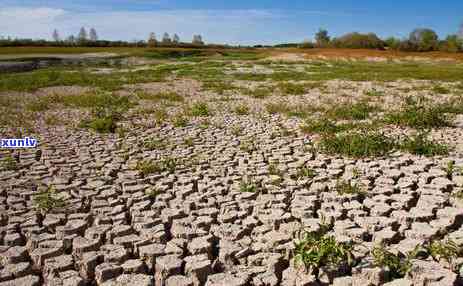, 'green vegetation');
145,188,162,199
294,230,353,277
33,186,66,214
172,113,189,127
234,104,250,115
364,88,384,97
385,97,452,128
372,245,418,279
432,85,451,94
425,239,459,266
141,138,167,151
328,101,375,120
301,118,342,134
136,91,184,102
1,156,18,171
278,82,306,95
334,180,365,196
190,102,211,116
135,157,178,177
239,177,258,193
320,131,395,158
295,166,317,180
399,131,449,156
202,81,236,94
